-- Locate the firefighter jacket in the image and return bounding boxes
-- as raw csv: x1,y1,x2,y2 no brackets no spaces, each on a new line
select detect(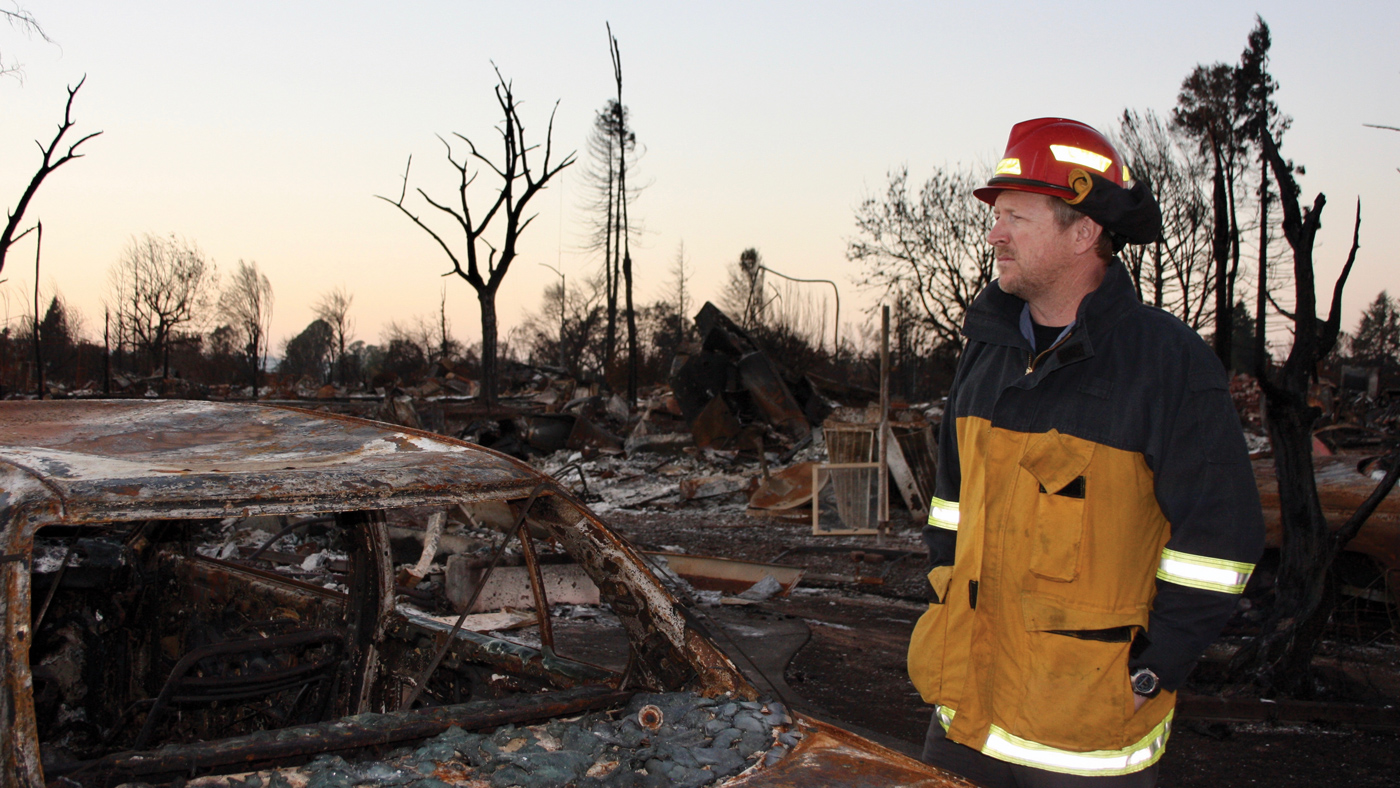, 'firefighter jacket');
907,261,1264,776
